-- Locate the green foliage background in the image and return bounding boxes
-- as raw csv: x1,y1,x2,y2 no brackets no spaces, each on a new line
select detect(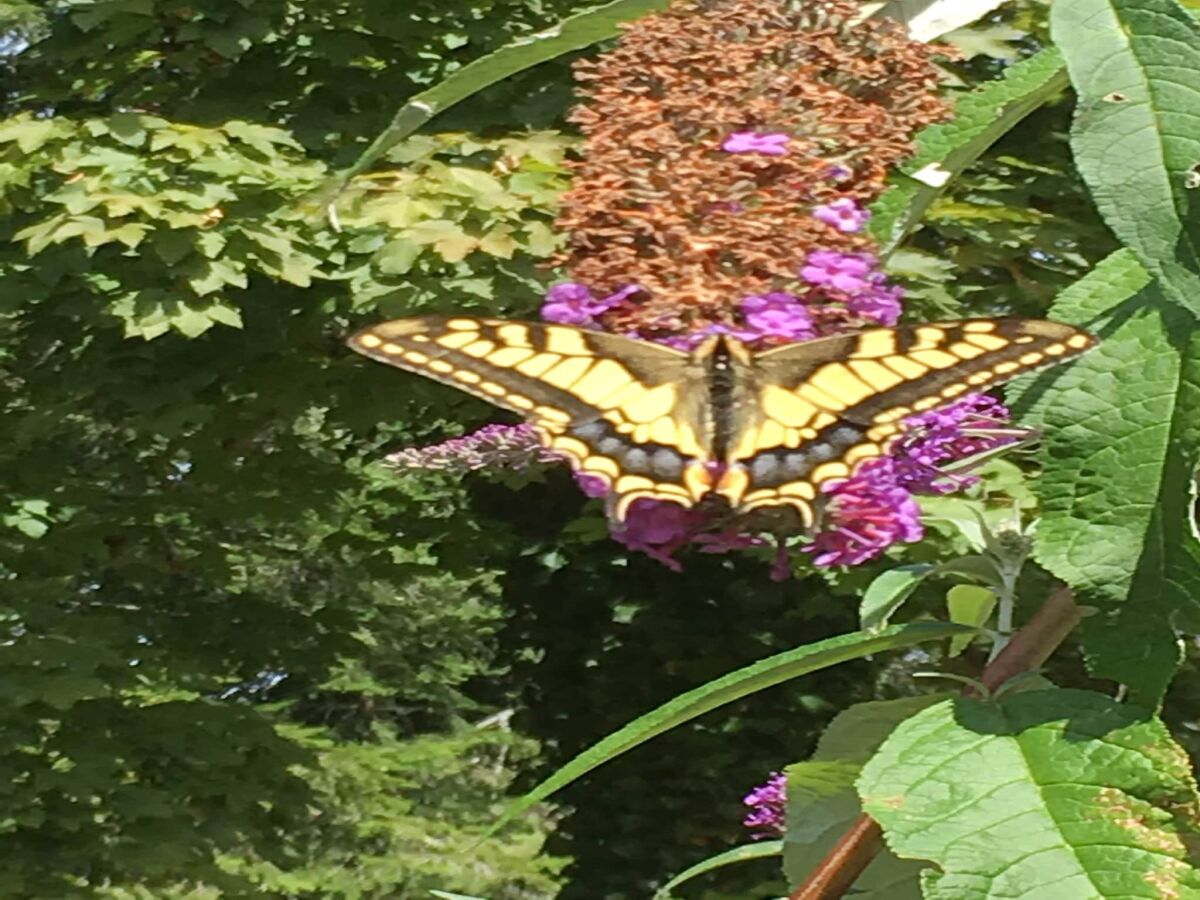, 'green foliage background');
1,0,1193,898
